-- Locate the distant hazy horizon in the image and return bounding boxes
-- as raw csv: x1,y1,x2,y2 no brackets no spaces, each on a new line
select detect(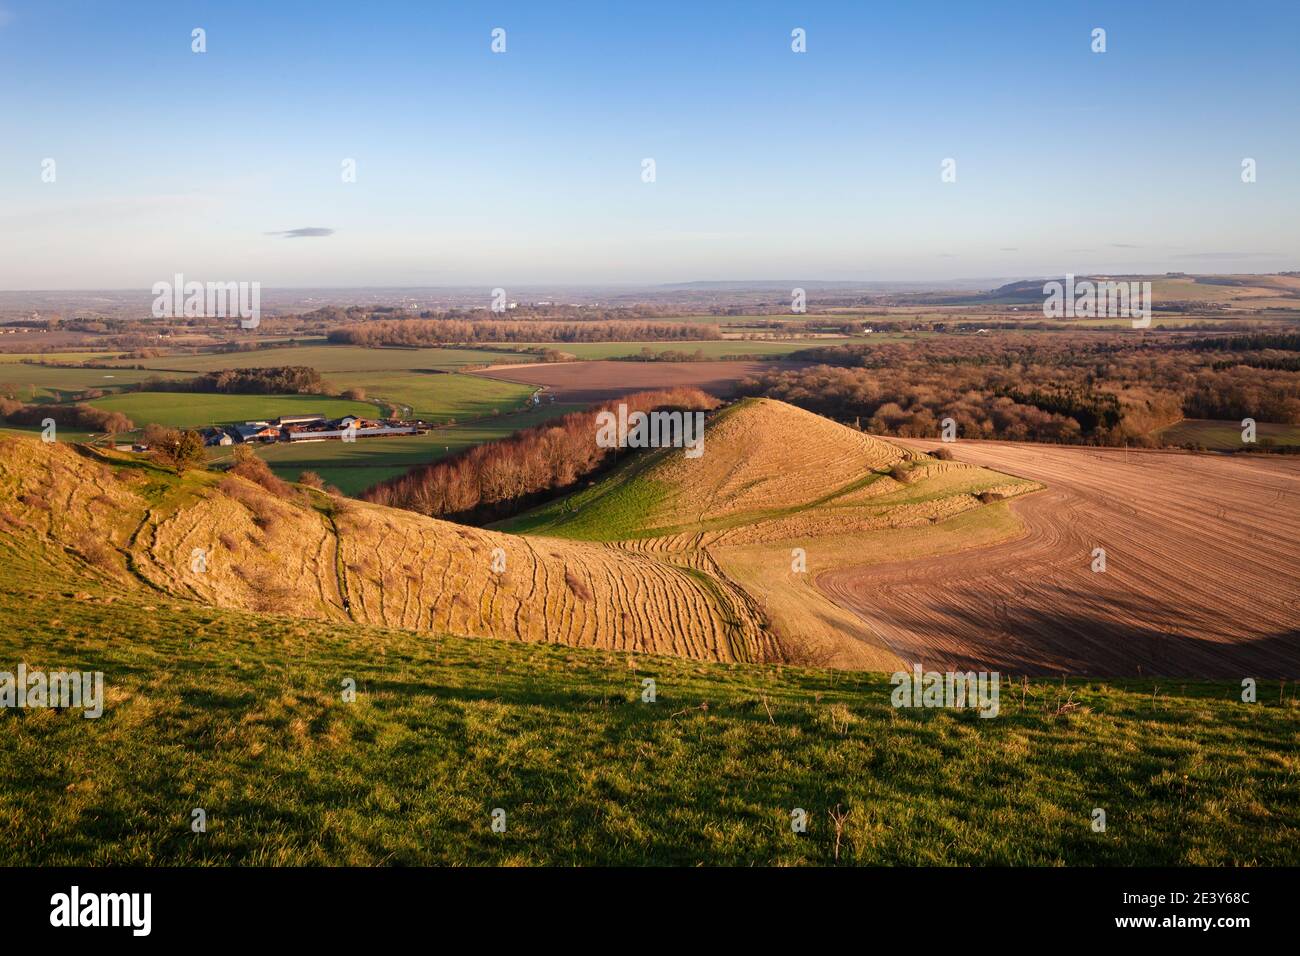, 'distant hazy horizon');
2,0,1297,290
